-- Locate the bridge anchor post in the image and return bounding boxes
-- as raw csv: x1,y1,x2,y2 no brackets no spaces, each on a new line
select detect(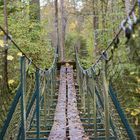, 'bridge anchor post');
20,56,26,140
